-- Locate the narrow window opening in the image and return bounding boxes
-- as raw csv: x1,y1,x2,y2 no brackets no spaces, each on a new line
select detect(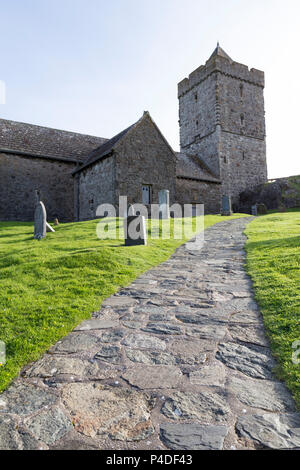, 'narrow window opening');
196,120,199,127
194,92,198,102
242,152,245,160
240,114,245,126
223,156,227,164
240,84,244,98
